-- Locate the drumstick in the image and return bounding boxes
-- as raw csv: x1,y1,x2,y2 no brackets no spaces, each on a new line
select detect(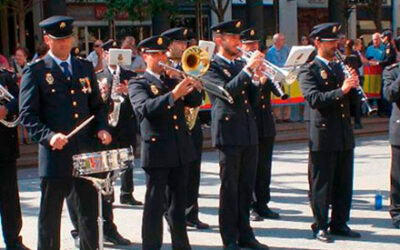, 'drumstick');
66,115,95,139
